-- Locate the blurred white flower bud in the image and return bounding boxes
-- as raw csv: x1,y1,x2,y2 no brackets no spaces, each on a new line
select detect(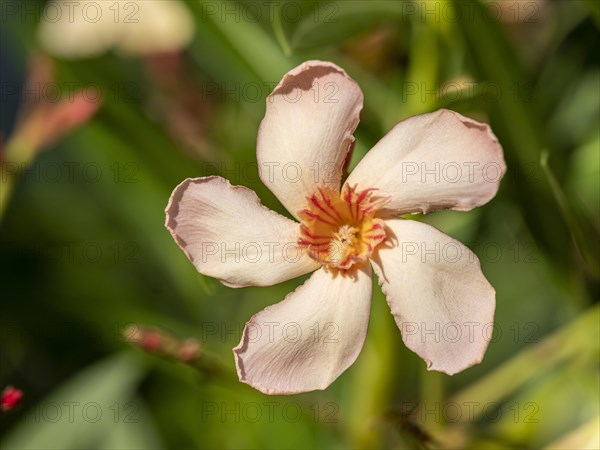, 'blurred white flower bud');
116,1,195,56
38,0,120,58
37,0,195,59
